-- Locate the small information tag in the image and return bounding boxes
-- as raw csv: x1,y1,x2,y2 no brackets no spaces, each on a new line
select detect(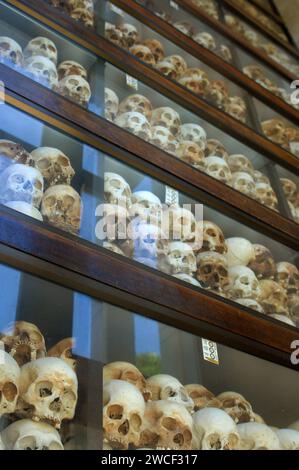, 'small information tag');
0,341,4,365
165,186,179,206
202,338,219,365
109,2,124,16
126,74,138,90
170,1,179,10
